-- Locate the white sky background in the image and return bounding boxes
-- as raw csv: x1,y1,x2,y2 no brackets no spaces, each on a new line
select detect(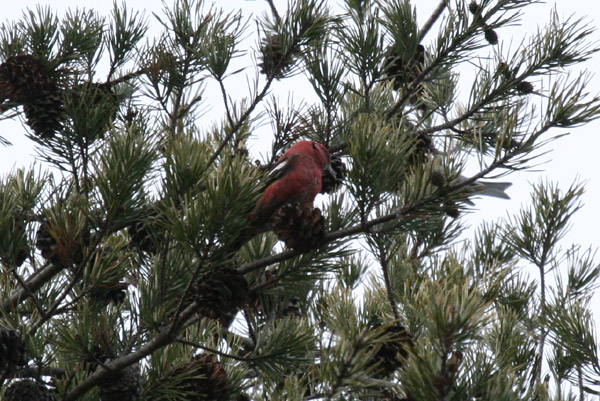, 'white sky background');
3,0,600,325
